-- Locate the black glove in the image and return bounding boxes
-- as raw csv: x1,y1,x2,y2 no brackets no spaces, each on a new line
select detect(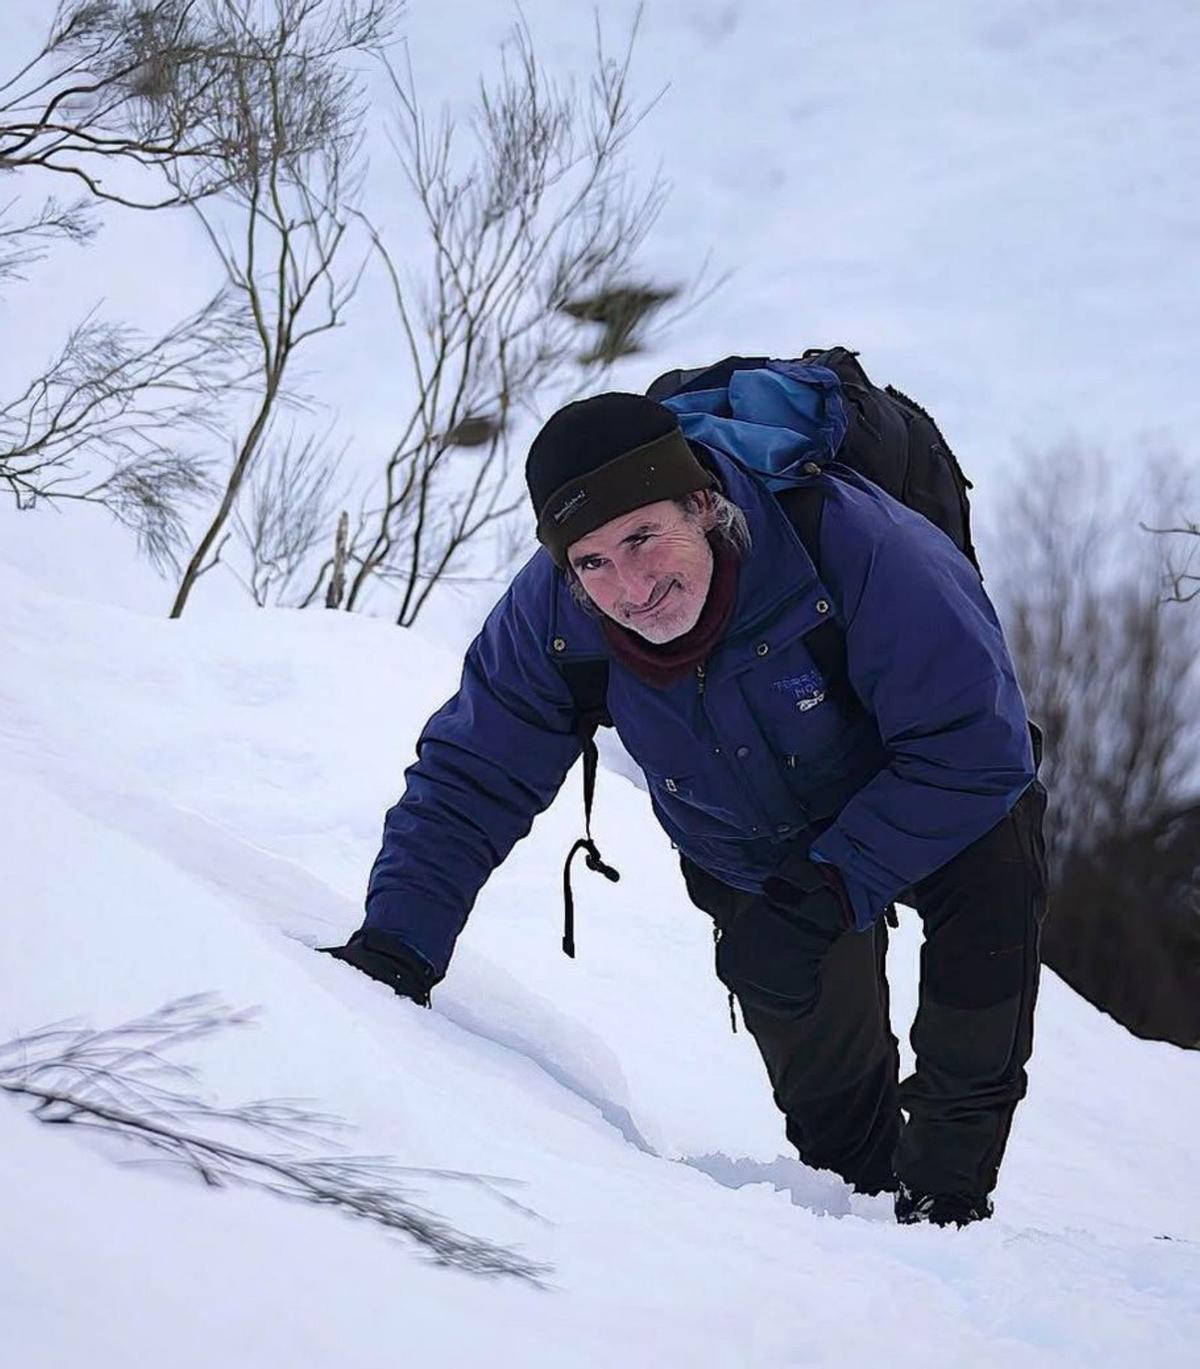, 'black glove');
762,853,853,937
318,928,435,1007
